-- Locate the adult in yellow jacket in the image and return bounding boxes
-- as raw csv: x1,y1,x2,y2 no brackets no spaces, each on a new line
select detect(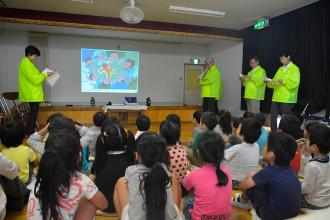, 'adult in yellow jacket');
240,56,266,113
18,45,52,135
199,57,222,112
266,52,300,131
